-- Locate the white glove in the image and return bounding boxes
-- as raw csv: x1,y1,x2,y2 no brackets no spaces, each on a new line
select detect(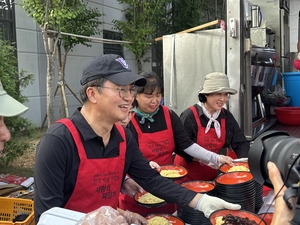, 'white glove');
206,155,233,169
197,194,241,218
